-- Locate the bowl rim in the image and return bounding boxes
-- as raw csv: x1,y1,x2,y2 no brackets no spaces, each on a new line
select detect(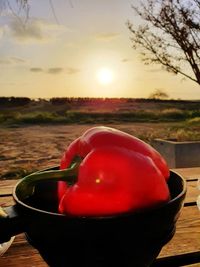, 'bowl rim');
13,168,187,220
